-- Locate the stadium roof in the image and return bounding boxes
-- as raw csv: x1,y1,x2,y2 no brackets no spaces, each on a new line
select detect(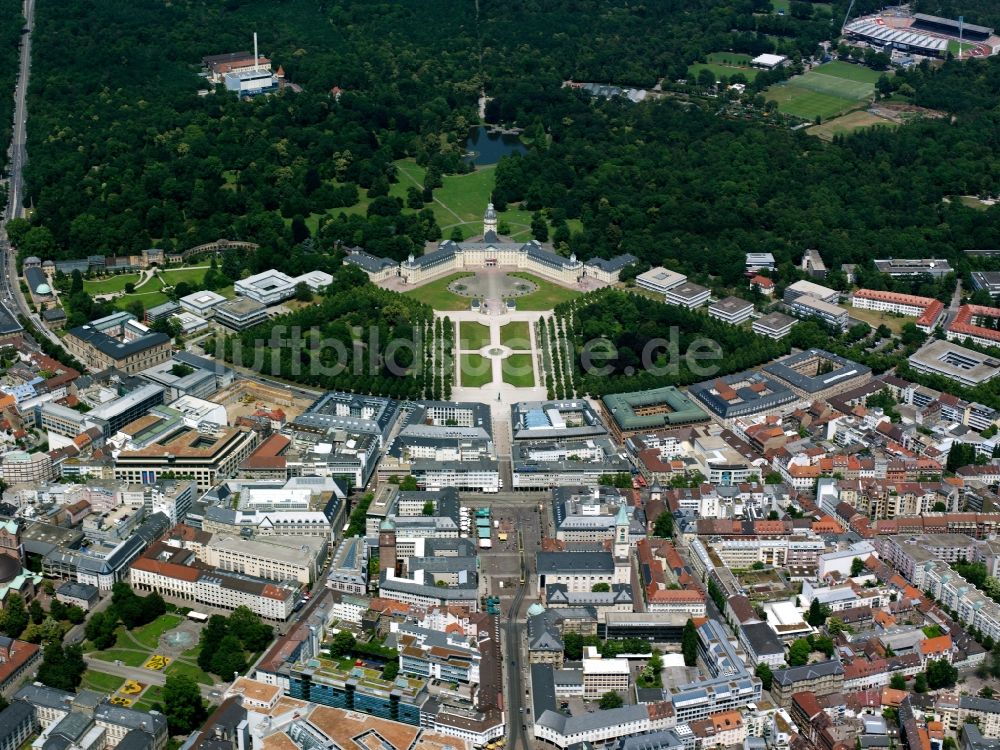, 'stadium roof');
844,20,948,53
913,12,992,36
